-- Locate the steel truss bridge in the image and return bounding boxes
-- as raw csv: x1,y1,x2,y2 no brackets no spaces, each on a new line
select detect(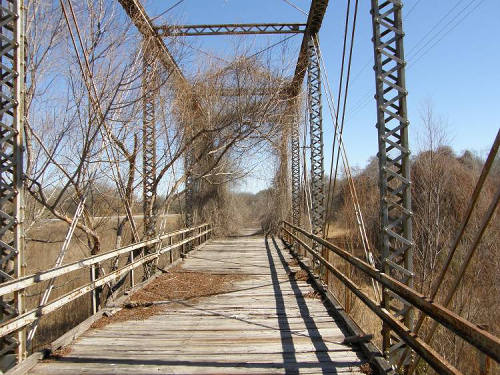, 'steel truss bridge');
0,0,498,374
